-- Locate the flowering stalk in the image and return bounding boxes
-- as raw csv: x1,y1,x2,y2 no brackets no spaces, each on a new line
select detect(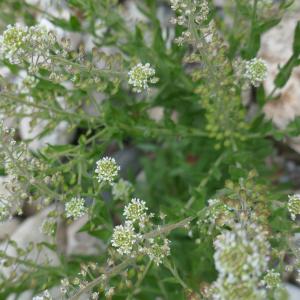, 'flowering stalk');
68,216,193,300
